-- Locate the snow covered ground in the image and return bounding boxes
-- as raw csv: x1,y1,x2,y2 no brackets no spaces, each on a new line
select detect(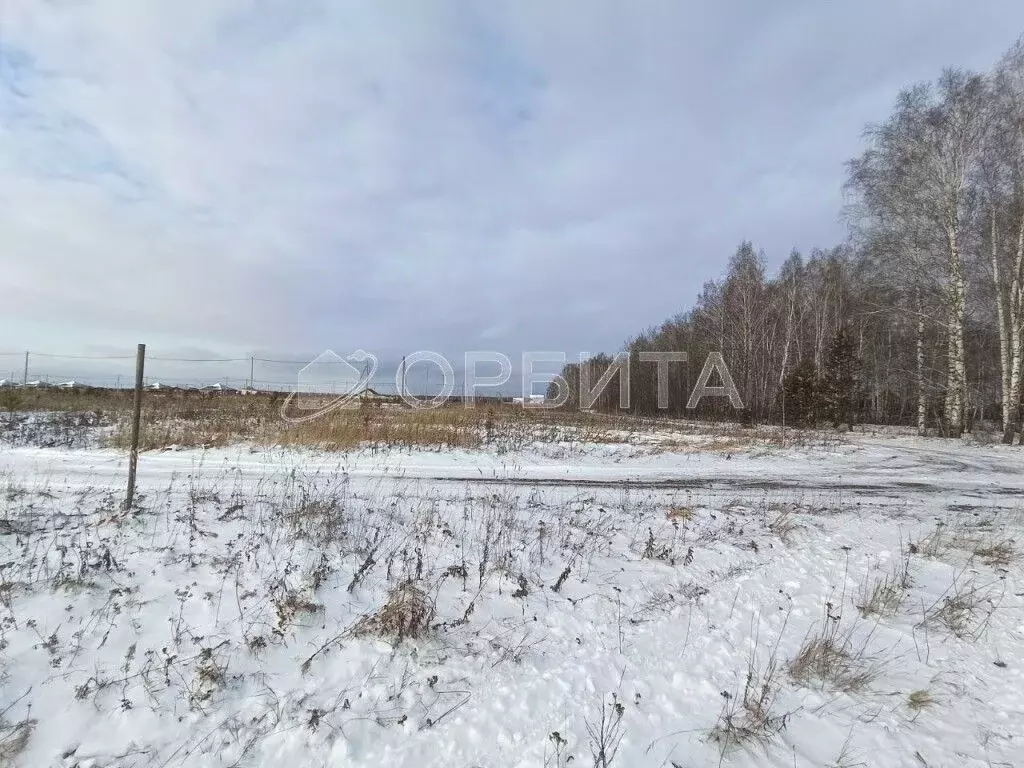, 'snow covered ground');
0,431,1021,767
